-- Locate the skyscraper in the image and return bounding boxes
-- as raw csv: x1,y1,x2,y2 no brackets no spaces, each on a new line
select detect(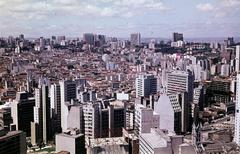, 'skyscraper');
31,84,51,145
130,33,141,46
59,80,77,132
235,45,240,72
135,74,157,98
154,93,182,134
56,129,86,154
83,33,95,45
134,103,159,136
50,83,62,133
39,37,45,49
83,103,101,139
167,70,194,102
11,91,35,136
173,32,183,42
234,74,240,145
82,101,126,139
19,34,24,40
0,130,26,154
